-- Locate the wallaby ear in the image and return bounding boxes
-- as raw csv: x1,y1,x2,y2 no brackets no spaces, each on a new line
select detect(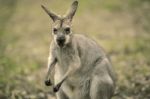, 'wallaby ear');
41,5,59,22
65,0,78,21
